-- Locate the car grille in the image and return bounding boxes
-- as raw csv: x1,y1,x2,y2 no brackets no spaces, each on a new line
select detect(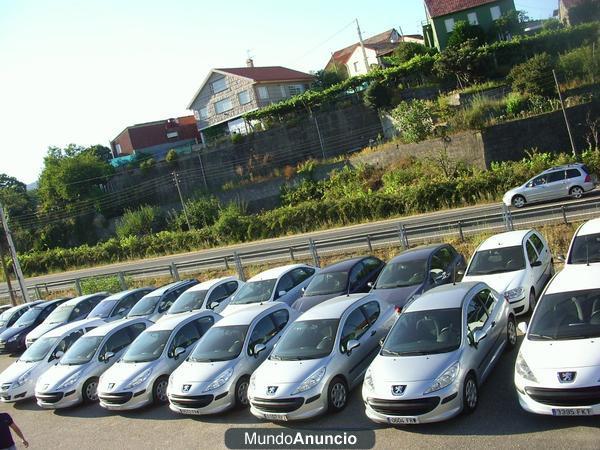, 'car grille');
99,392,133,405
169,394,214,409
367,397,440,416
525,386,600,406
36,392,64,404
251,397,304,413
